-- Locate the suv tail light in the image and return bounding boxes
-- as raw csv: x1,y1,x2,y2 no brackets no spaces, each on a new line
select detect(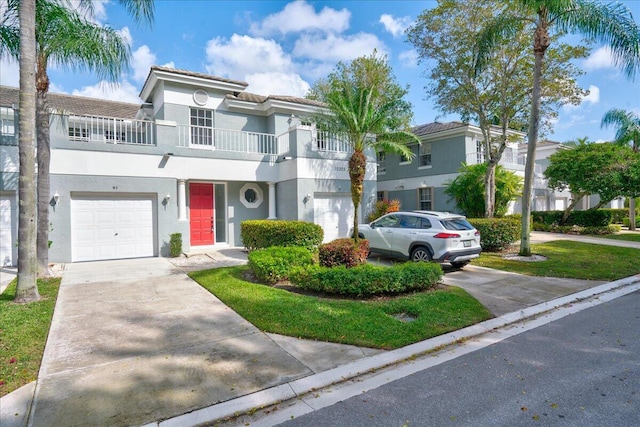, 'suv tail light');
434,232,461,239
475,231,480,236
